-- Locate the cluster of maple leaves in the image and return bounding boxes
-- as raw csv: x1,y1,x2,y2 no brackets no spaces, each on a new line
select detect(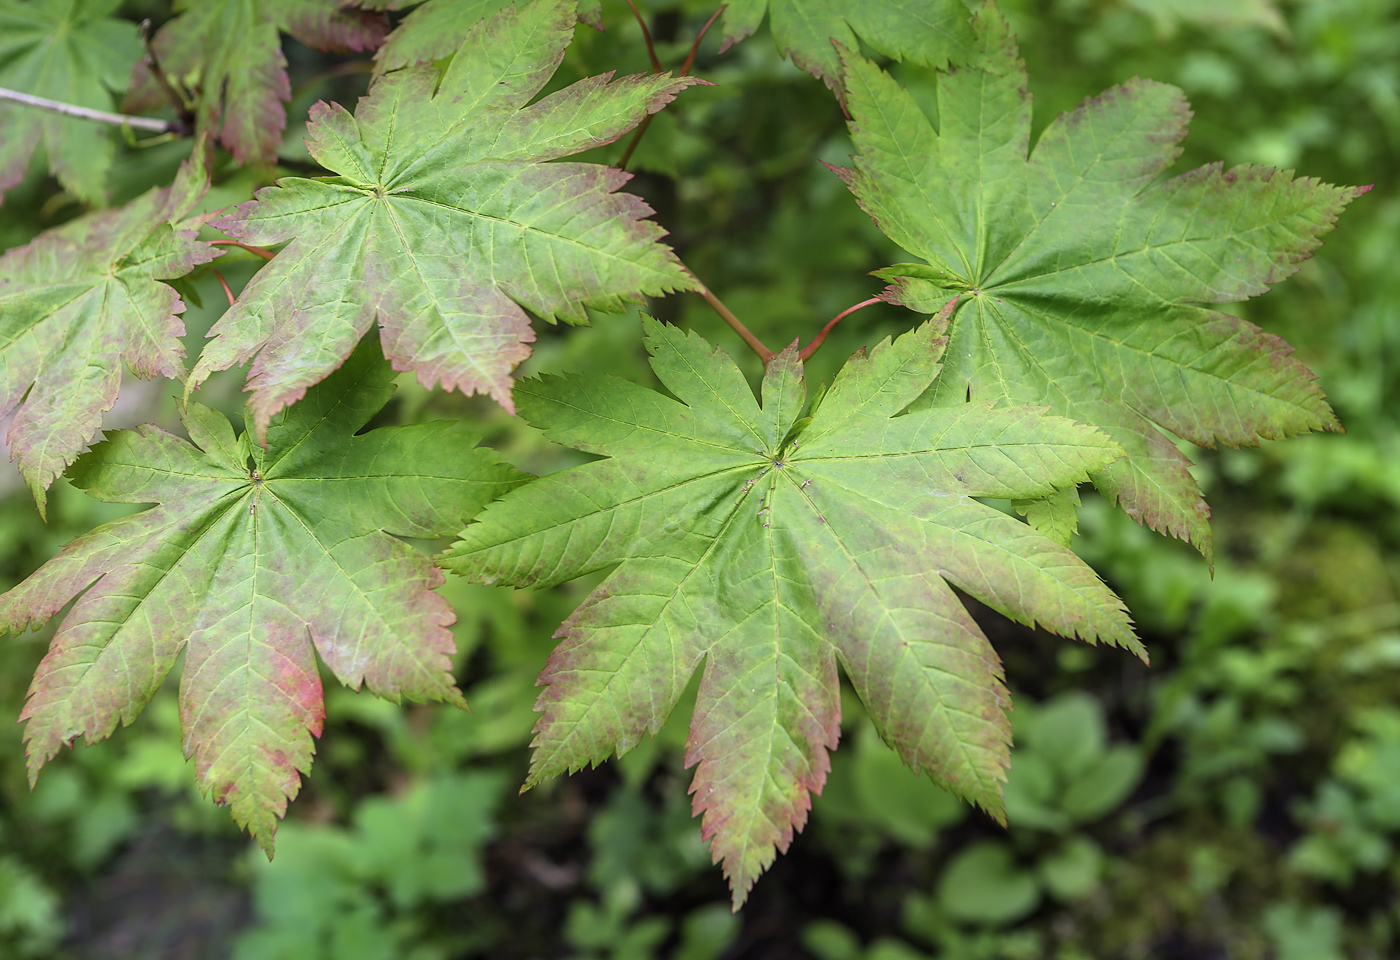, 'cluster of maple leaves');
0,0,1362,905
